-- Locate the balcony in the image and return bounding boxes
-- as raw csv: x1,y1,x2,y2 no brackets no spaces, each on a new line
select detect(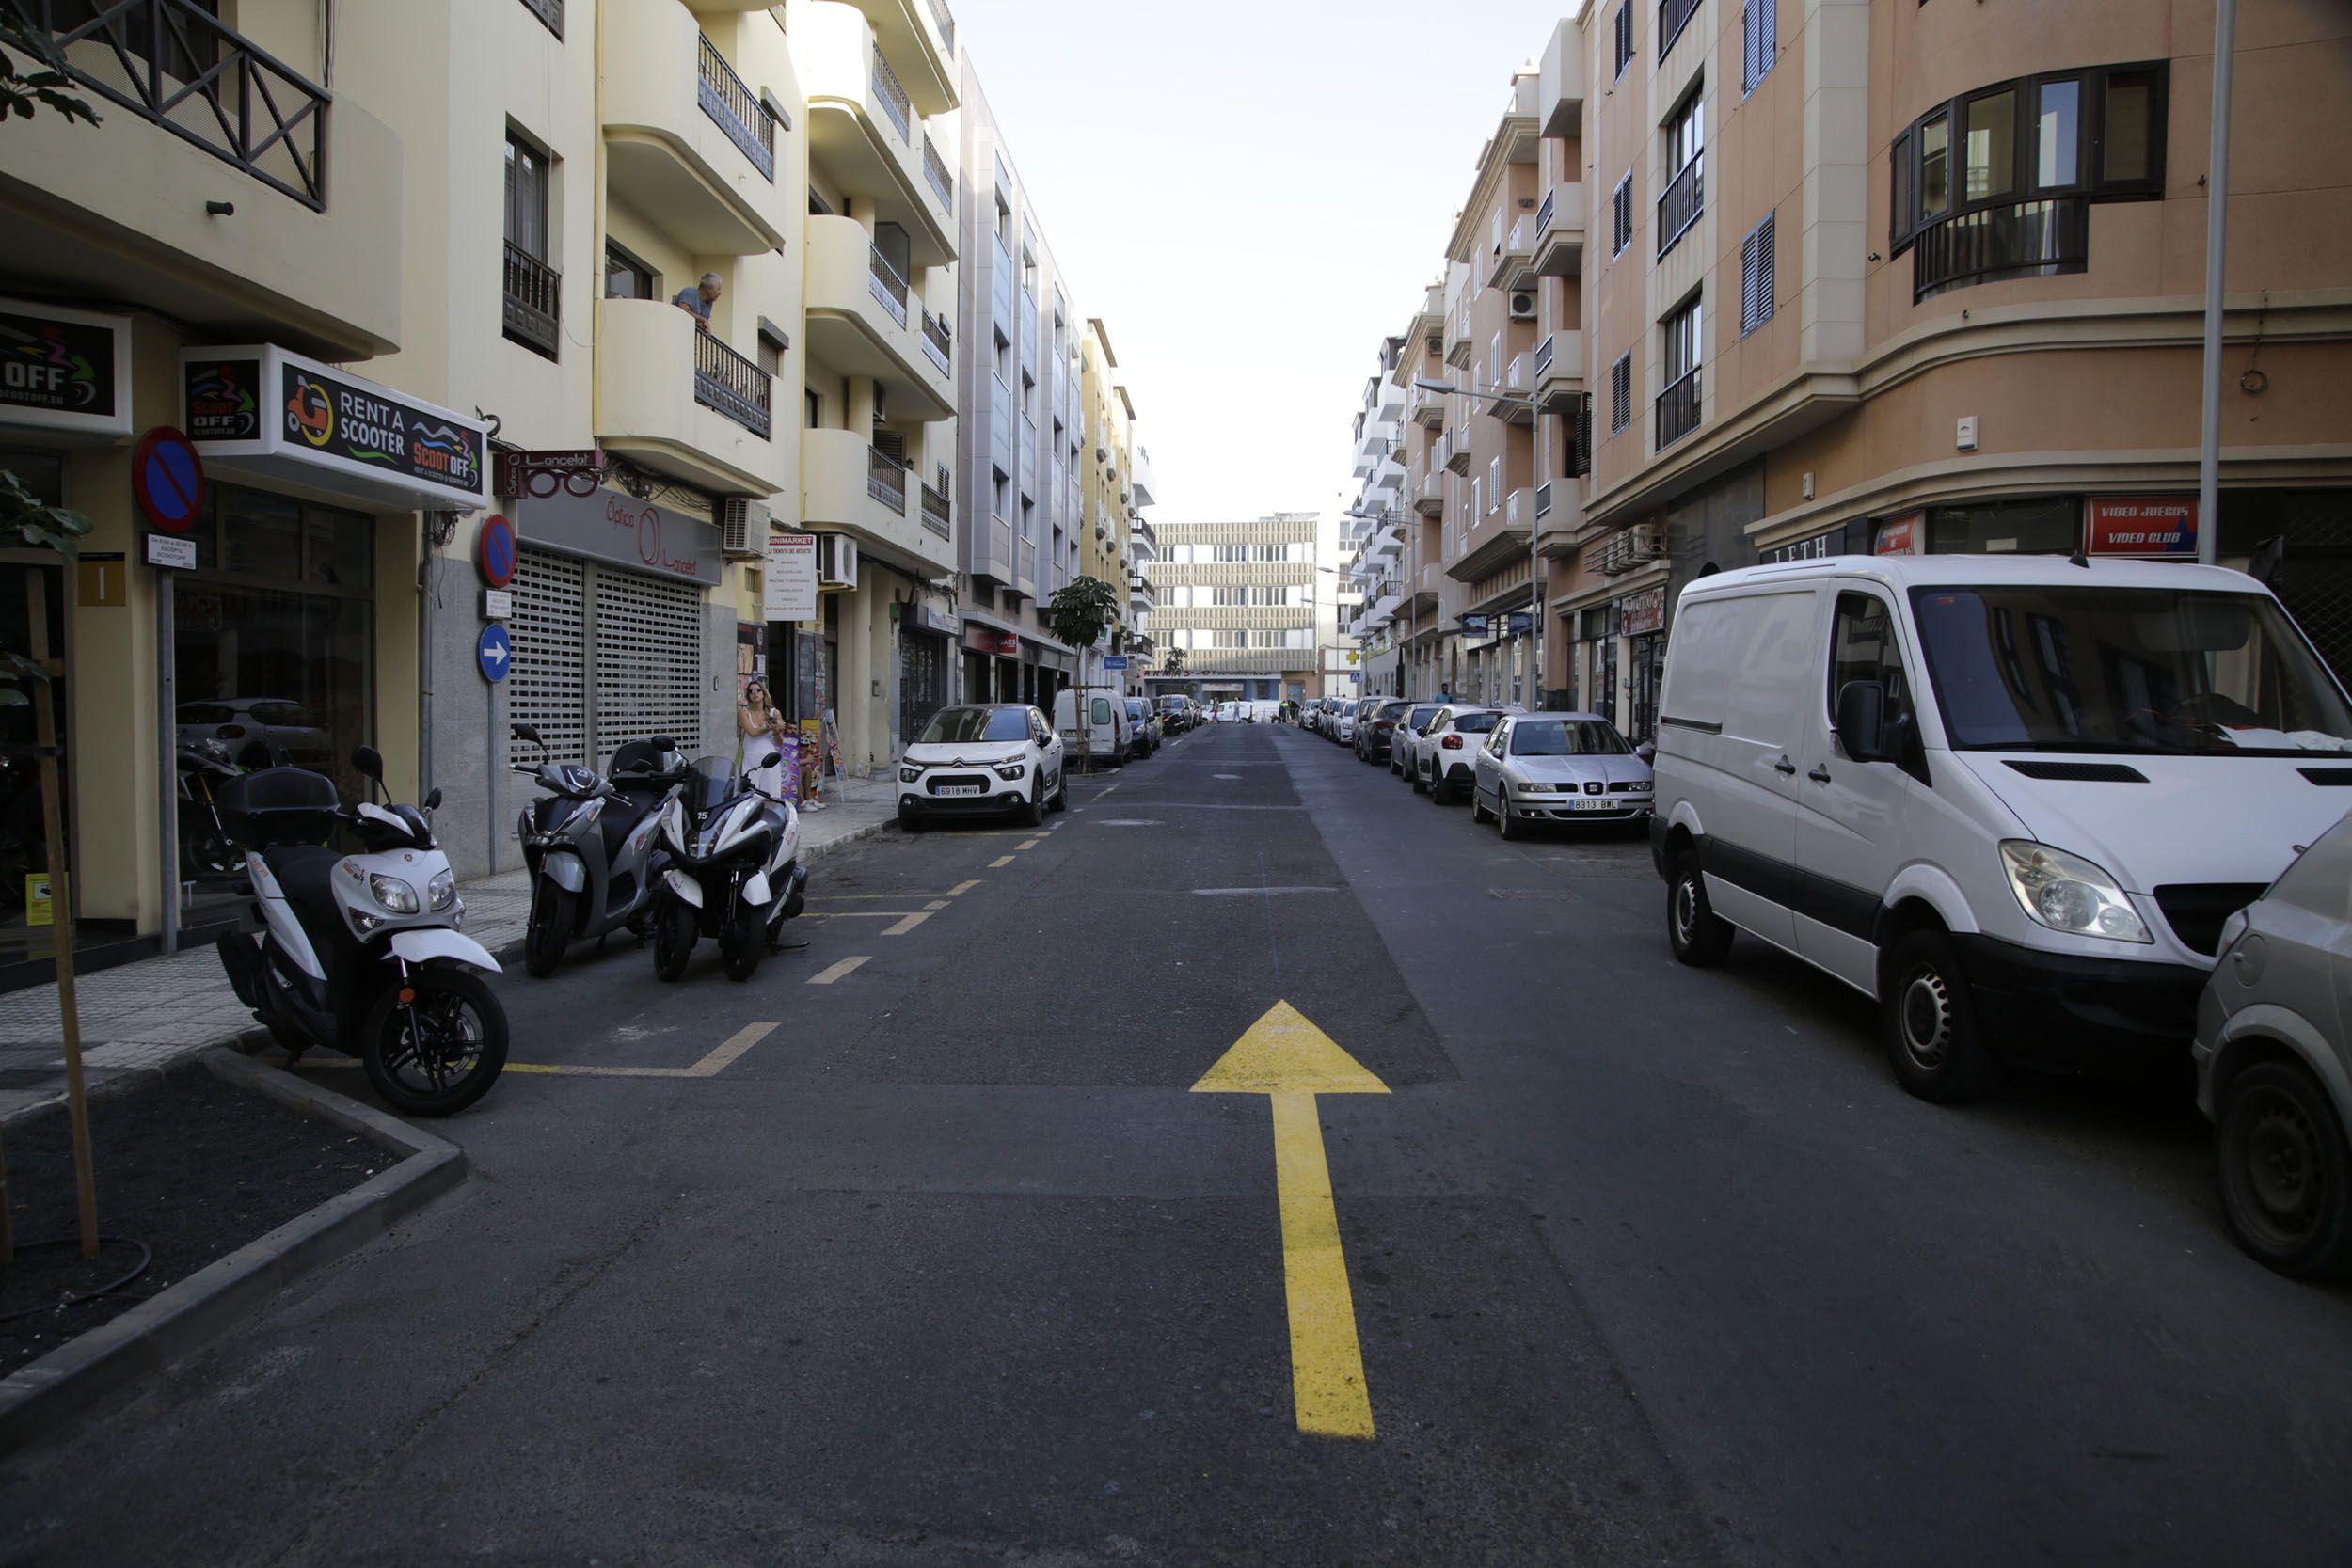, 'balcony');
803,427,955,577
919,309,952,376
1656,369,1701,451
1442,433,1470,476
803,214,953,420
1445,298,1472,369
1913,198,2088,303
1502,353,1534,426
1447,510,1533,583
1661,0,1702,58
603,0,786,254
920,480,950,539
1534,181,1585,277
1535,476,1588,560
0,0,402,356
1538,16,1585,138
1407,380,1446,430
1657,155,1702,260
841,0,958,117
803,3,955,265
596,298,784,497
1414,488,1444,520
501,241,562,359
1489,213,1536,290
1534,329,1583,409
